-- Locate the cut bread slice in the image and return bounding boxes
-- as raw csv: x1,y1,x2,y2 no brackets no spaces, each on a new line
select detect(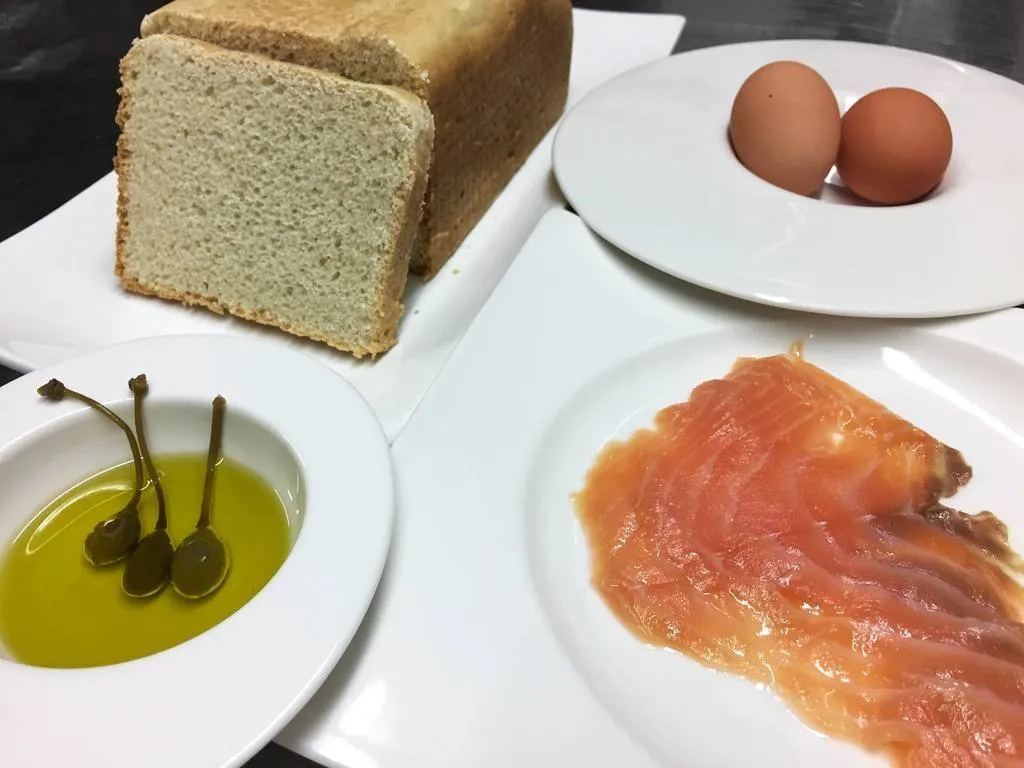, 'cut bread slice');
140,0,573,278
115,33,434,358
